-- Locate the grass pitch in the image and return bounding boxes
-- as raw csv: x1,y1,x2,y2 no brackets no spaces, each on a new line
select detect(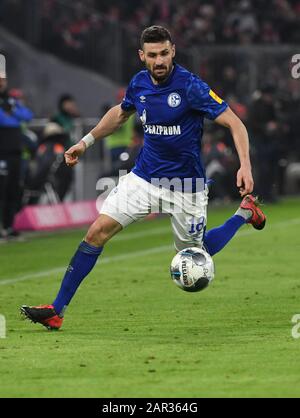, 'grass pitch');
0,198,300,398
